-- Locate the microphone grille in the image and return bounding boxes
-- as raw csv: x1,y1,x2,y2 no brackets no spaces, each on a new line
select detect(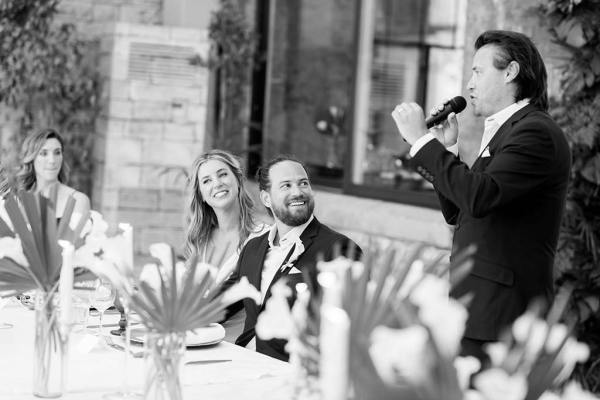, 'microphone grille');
450,96,467,113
